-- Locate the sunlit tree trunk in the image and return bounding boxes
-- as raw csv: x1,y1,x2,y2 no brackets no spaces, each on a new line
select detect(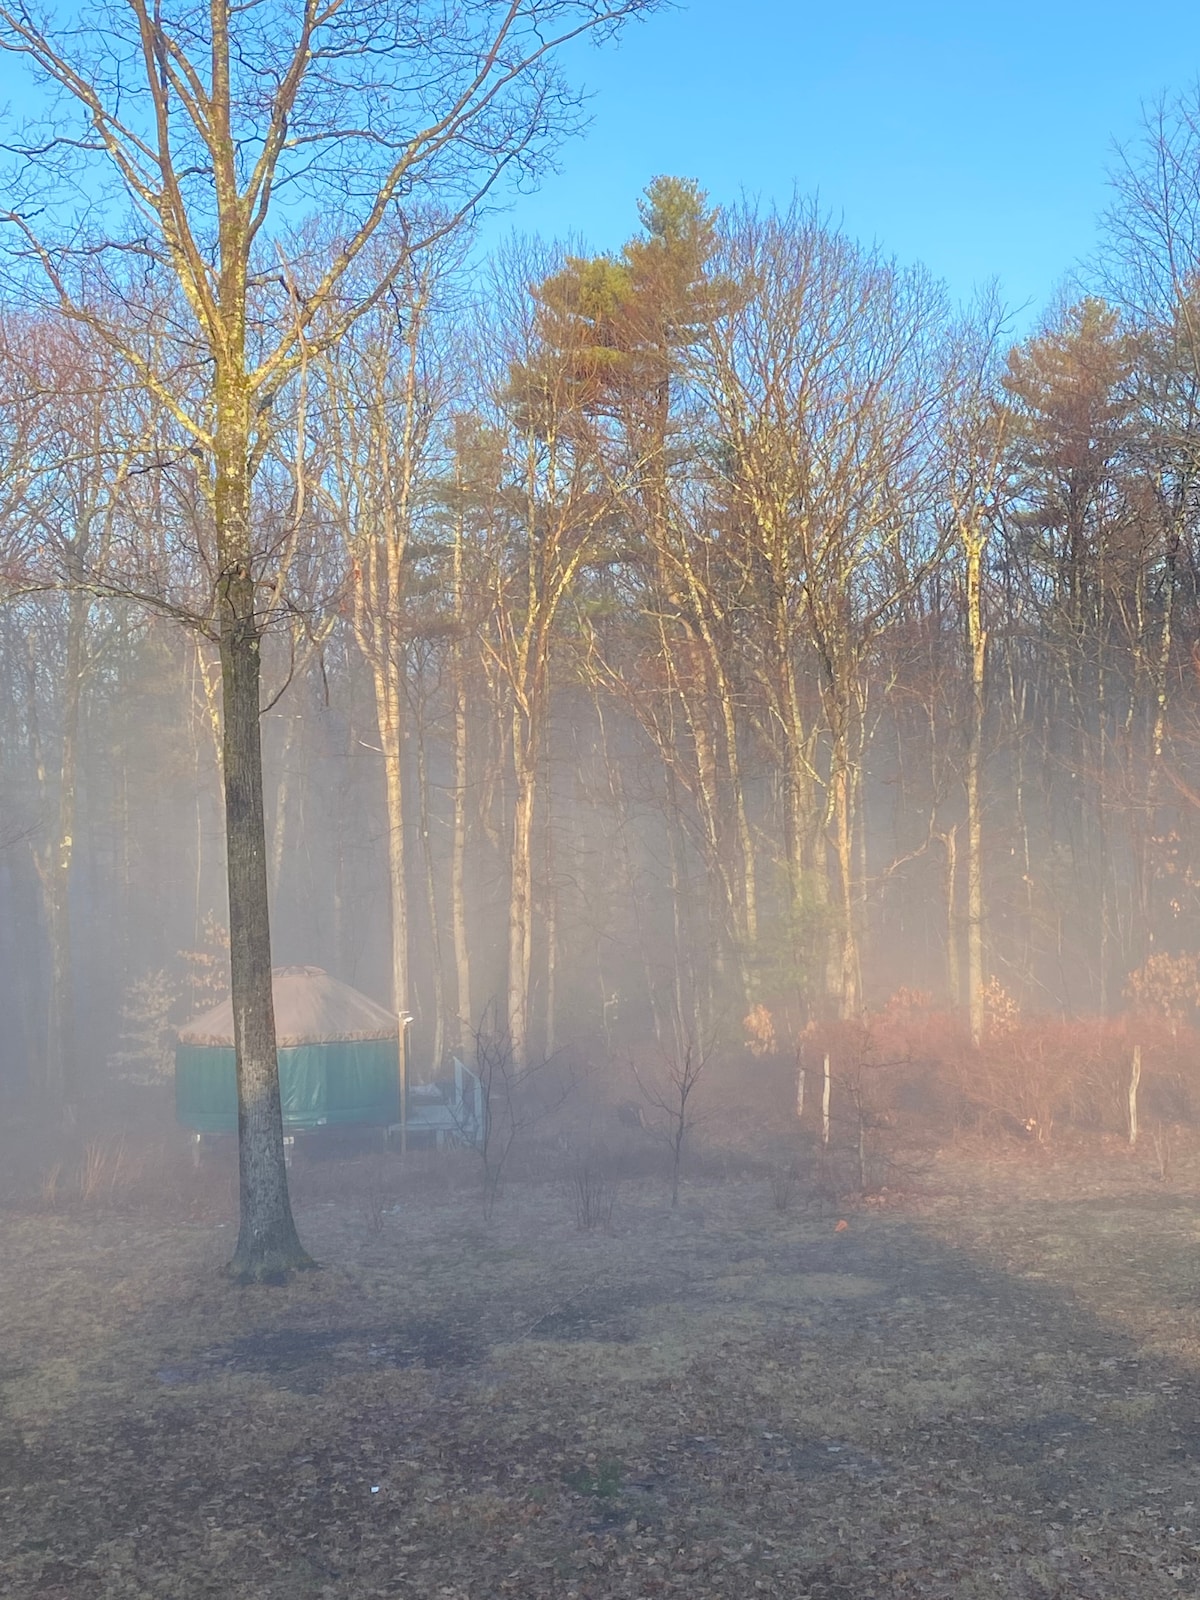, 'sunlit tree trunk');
507,719,537,1066
328,287,436,1145
486,392,605,1064
829,725,861,1019
415,706,445,1076
451,508,473,1048
370,652,410,1138
268,710,299,901
964,516,987,1049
